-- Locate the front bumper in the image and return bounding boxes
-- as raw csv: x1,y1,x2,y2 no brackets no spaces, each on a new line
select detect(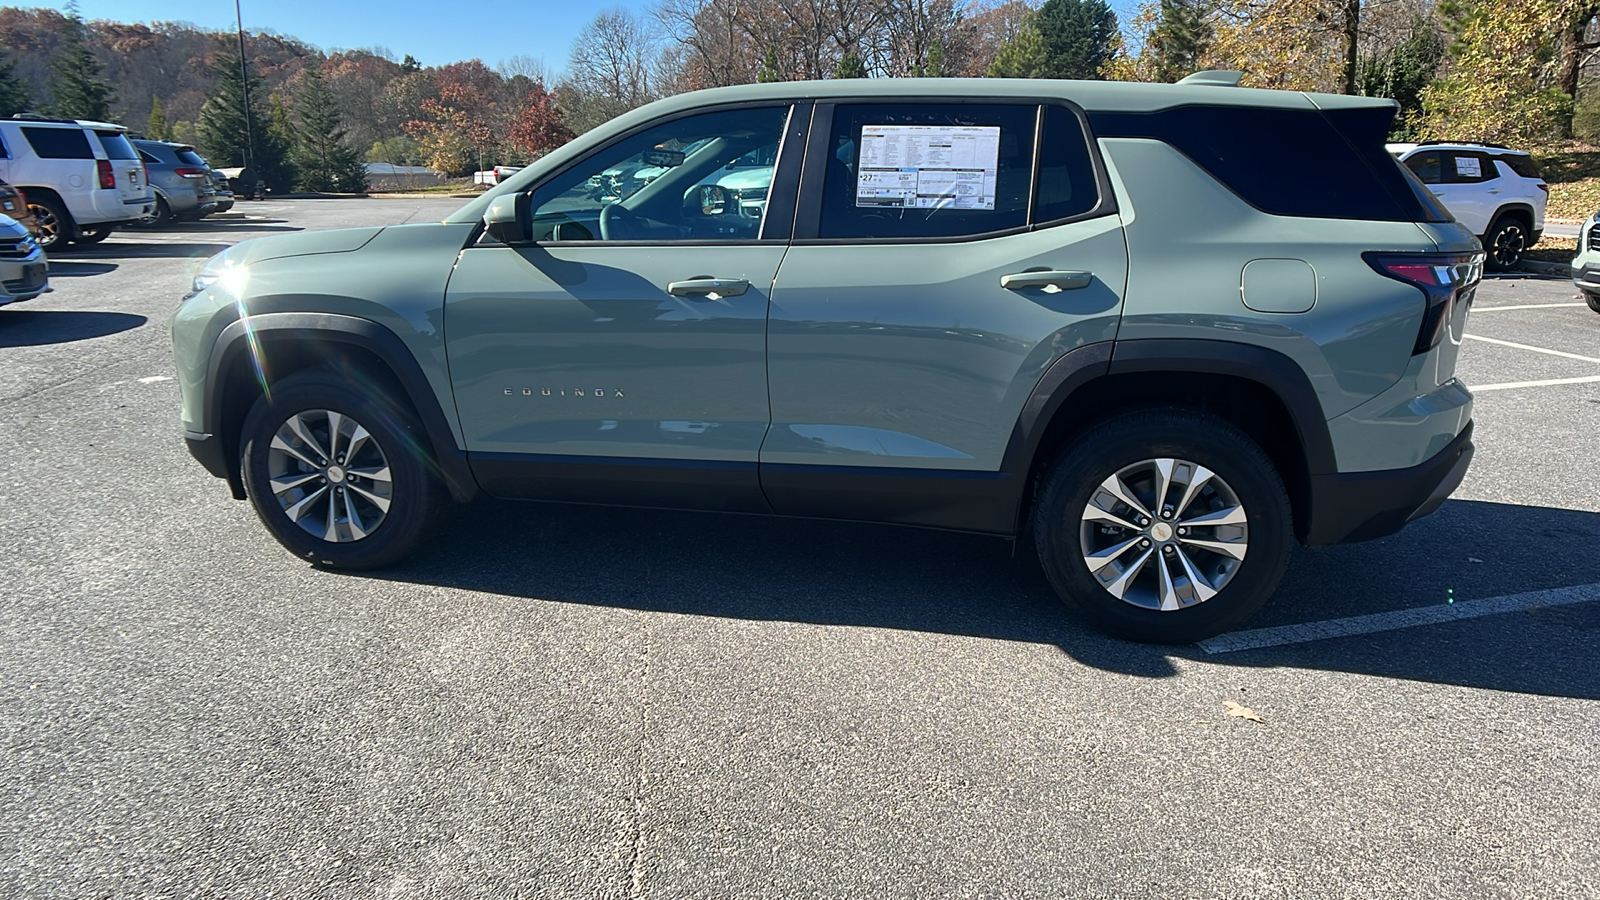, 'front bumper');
1303,422,1474,547
0,255,49,302
1574,263,1600,295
